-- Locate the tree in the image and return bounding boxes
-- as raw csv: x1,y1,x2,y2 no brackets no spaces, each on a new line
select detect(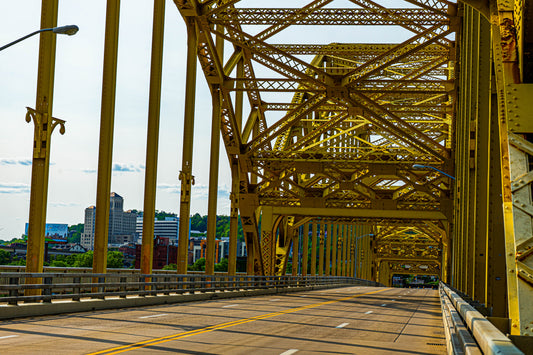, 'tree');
107,251,124,268
73,251,93,267
162,263,177,270
0,249,11,265
214,258,228,272
189,257,205,271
